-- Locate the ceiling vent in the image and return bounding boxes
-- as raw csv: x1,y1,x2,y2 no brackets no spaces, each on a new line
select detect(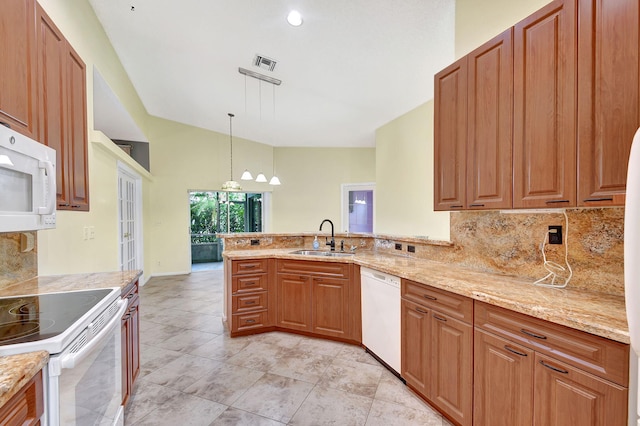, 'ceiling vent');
254,55,277,72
